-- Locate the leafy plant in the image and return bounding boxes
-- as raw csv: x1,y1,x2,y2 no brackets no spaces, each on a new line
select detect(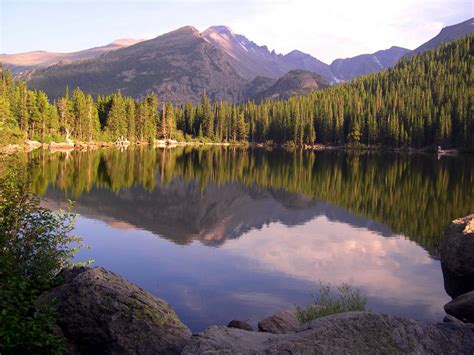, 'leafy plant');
0,158,82,353
296,283,367,323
